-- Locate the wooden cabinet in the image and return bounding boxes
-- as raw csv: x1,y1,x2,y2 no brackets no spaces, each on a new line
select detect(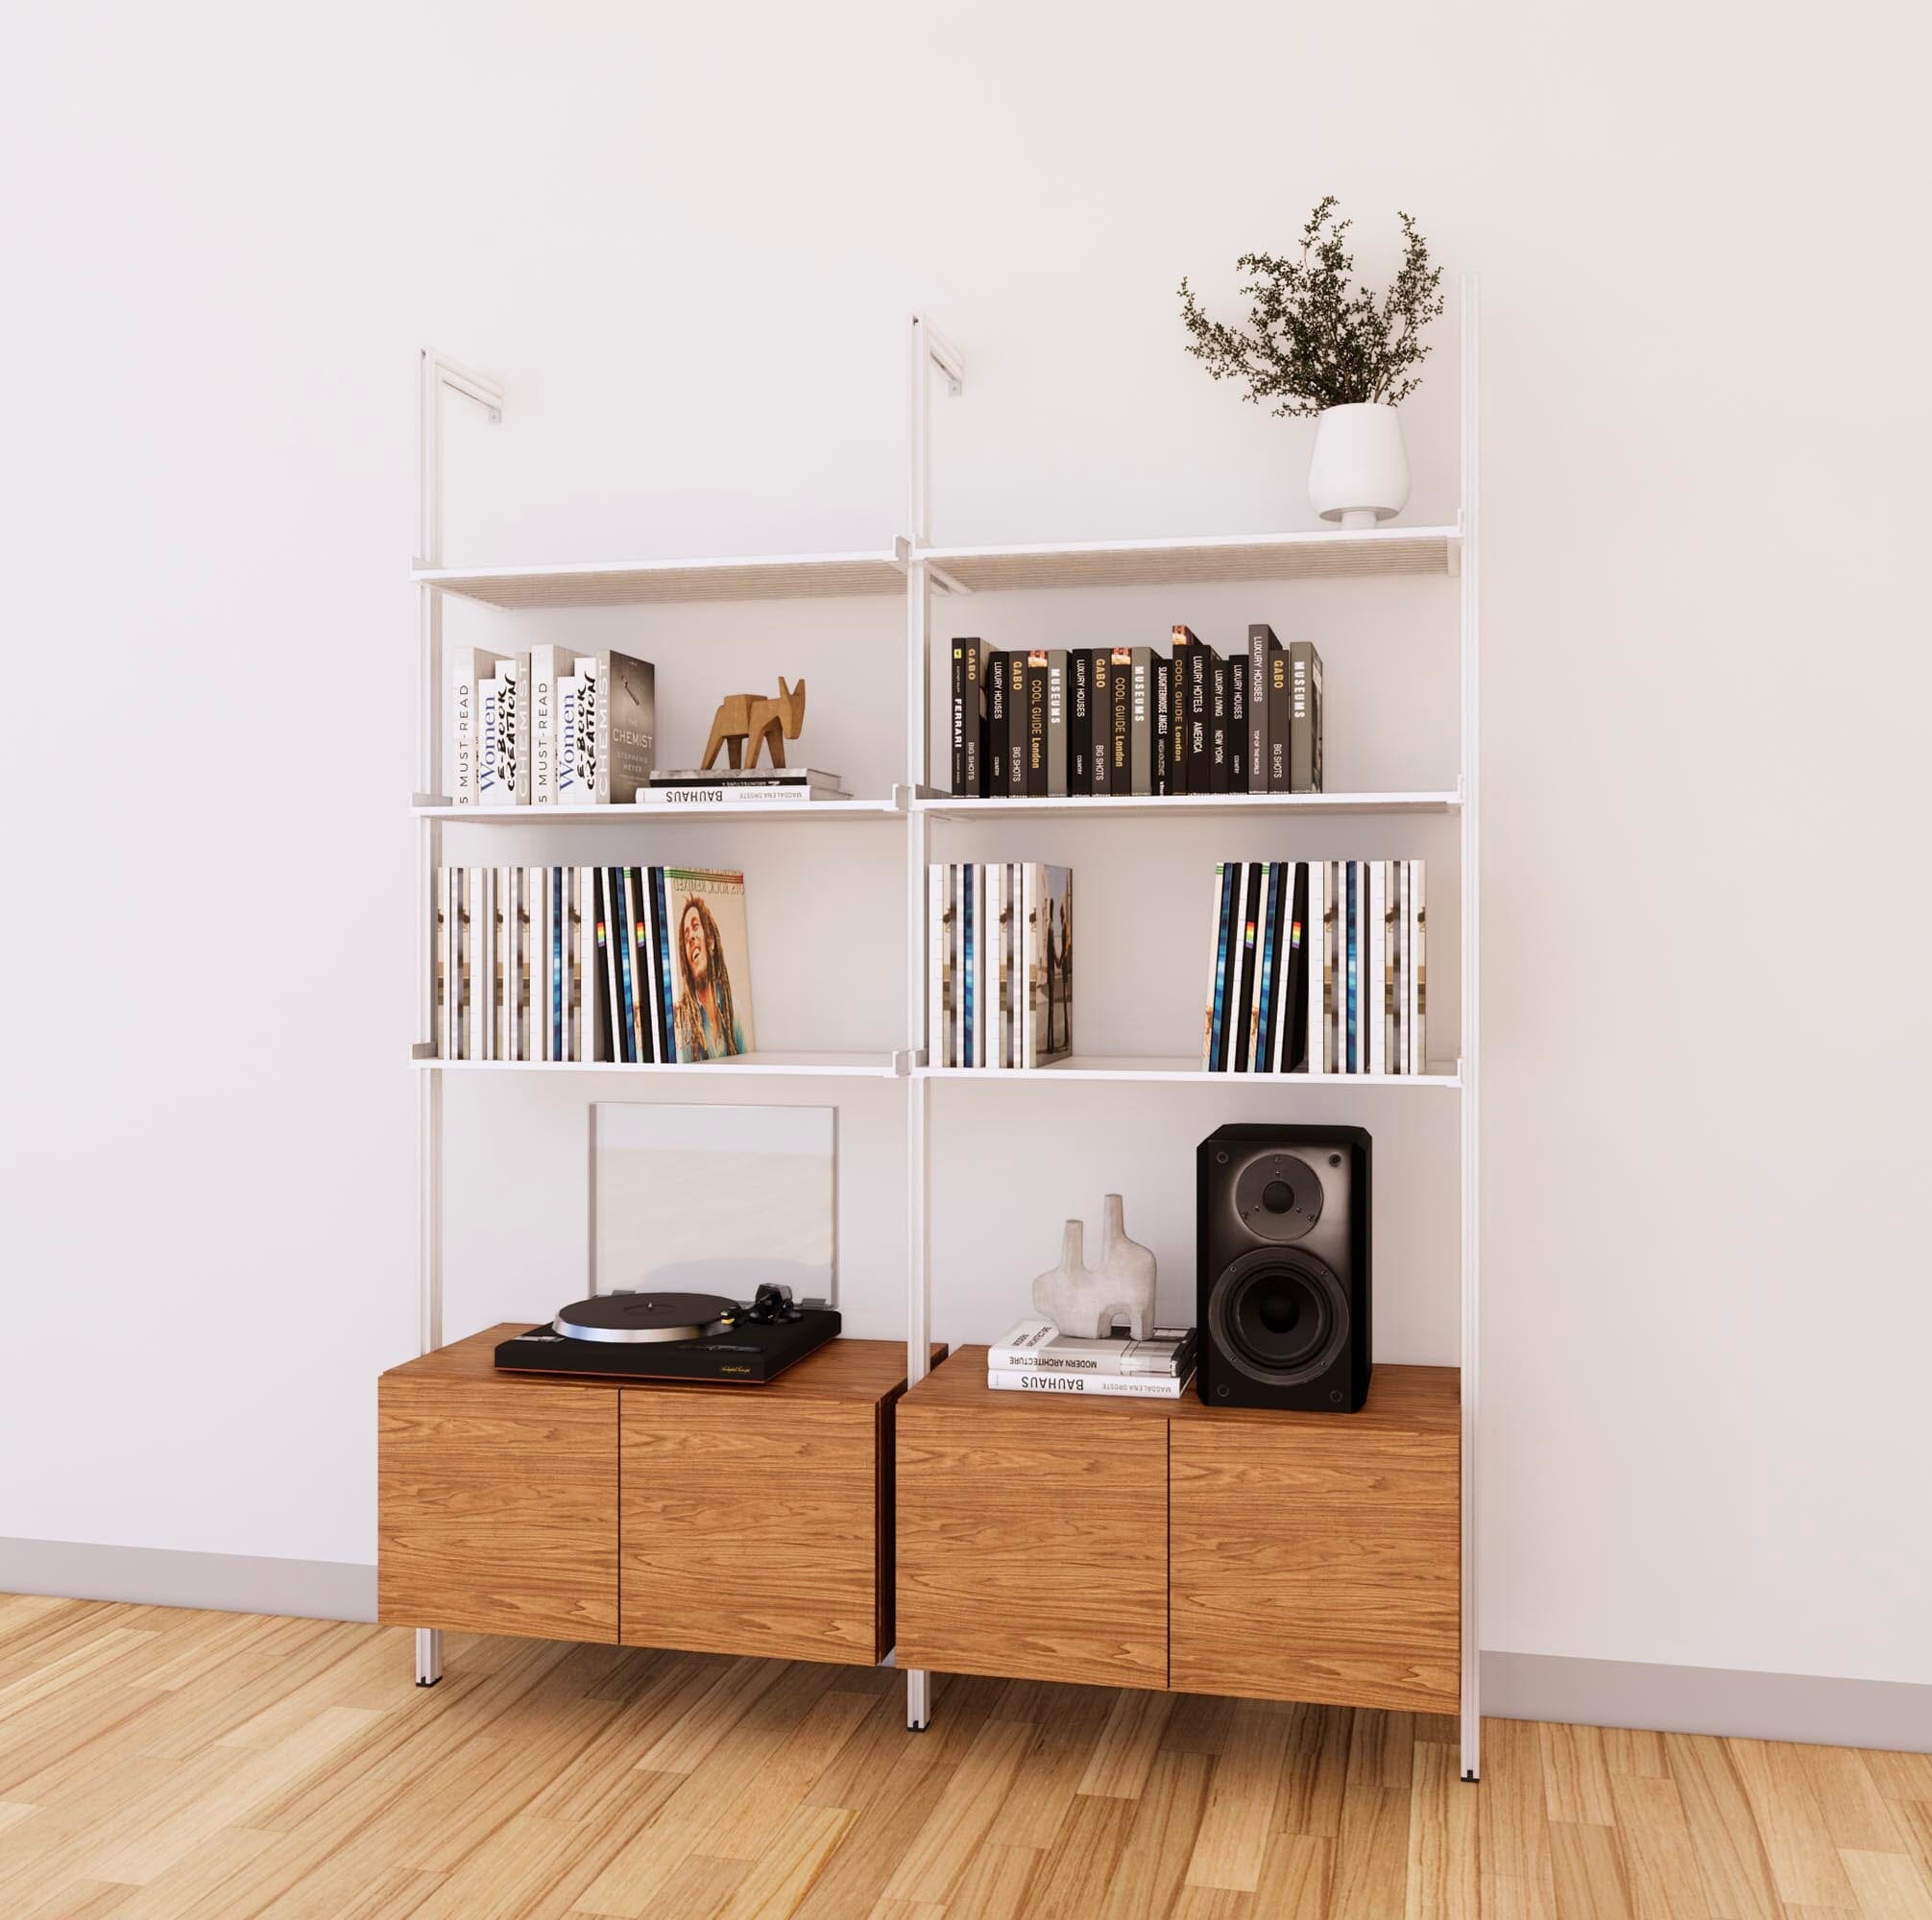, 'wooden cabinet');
1169,1371,1461,1715
895,1350,1459,1715
897,1386,1169,1690
379,1327,930,1667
